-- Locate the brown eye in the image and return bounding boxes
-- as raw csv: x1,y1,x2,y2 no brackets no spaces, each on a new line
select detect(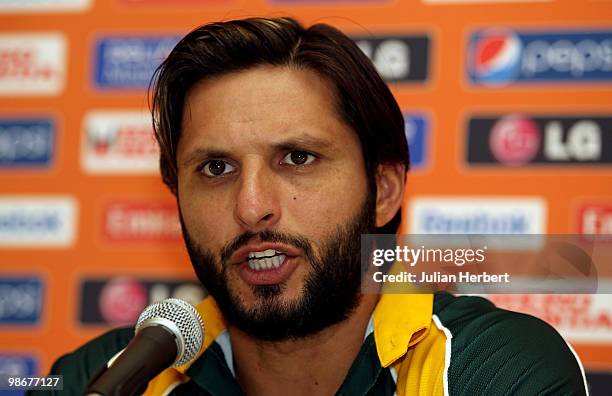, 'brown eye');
290,151,308,165
202,160,235,177
282,151,316,166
